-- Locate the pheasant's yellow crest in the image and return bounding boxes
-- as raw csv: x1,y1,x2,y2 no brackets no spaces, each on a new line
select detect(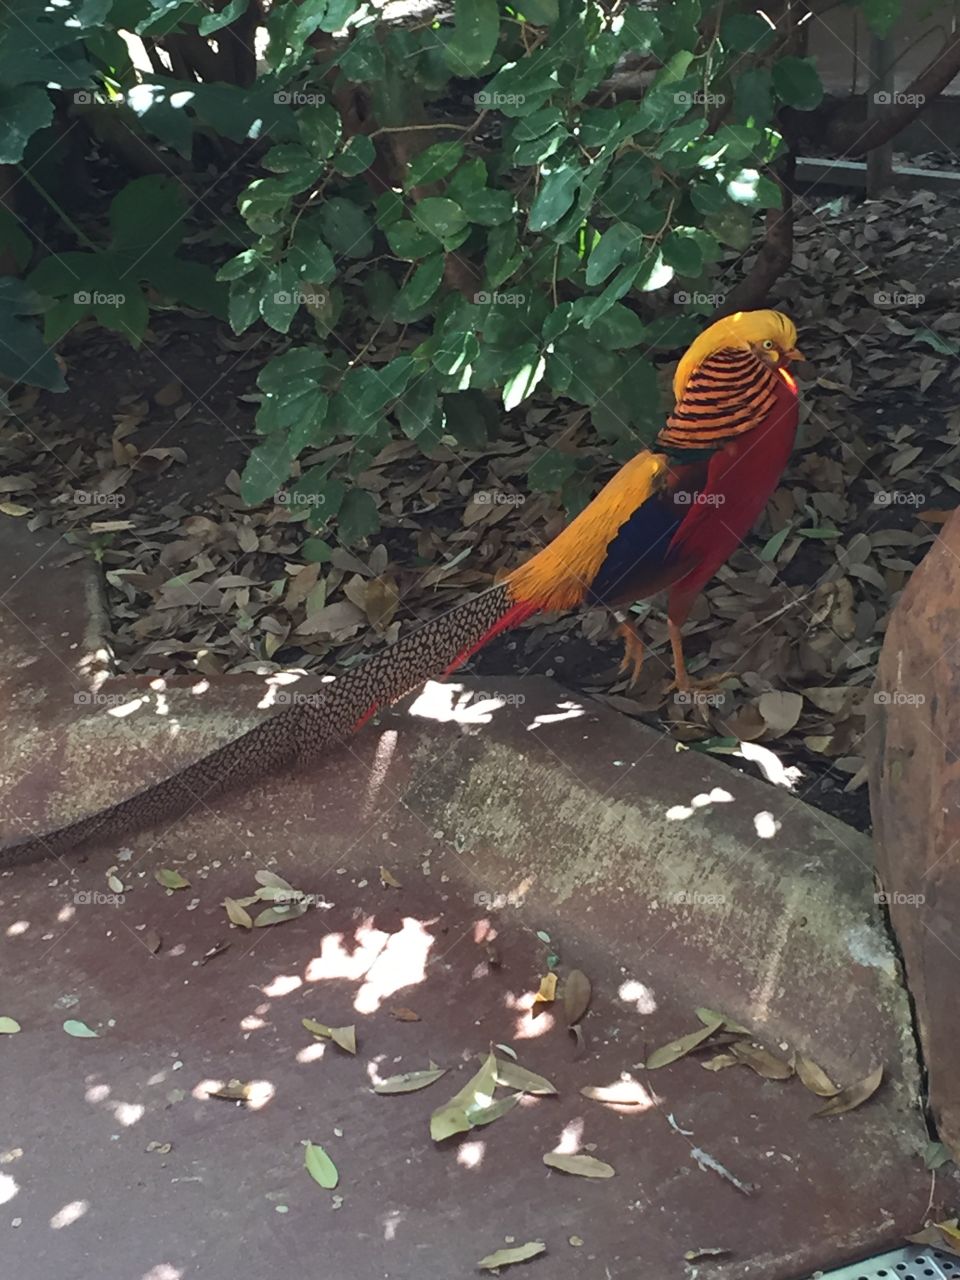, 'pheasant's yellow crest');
673,310,799,401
